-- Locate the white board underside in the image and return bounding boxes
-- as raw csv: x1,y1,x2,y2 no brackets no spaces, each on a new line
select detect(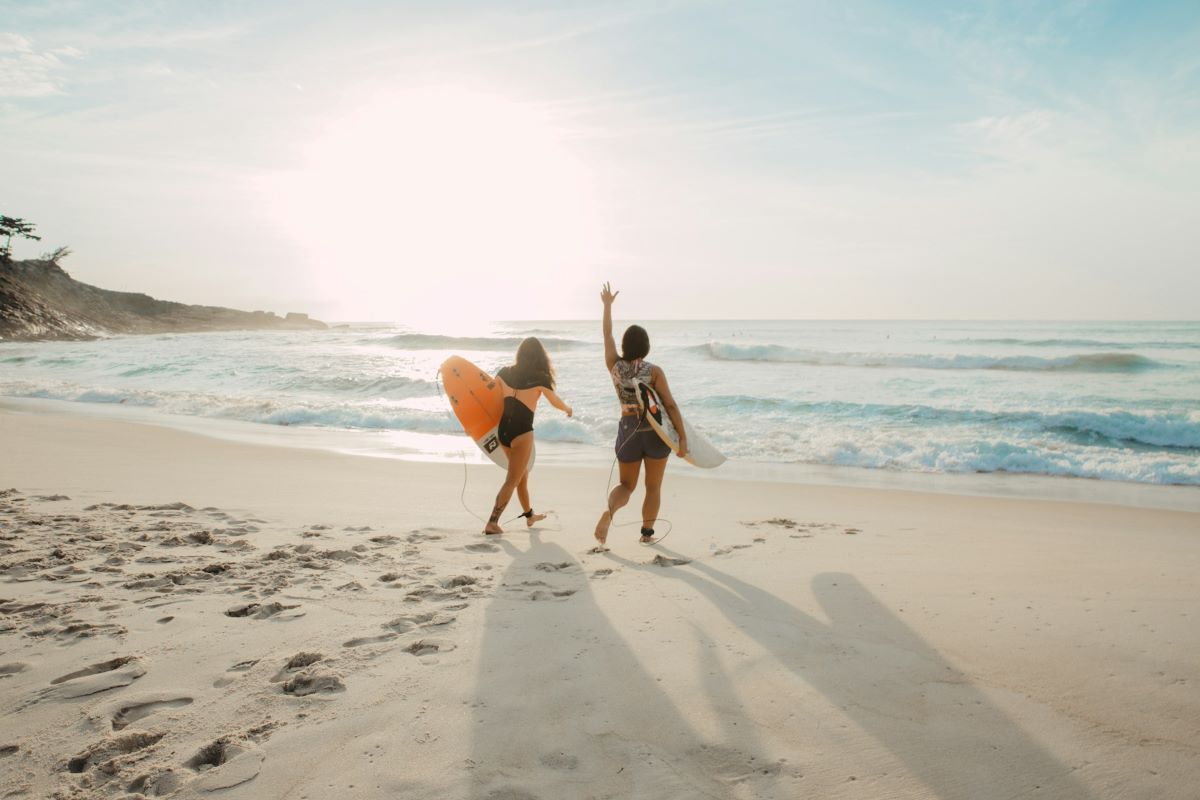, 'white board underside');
635,380,726,469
